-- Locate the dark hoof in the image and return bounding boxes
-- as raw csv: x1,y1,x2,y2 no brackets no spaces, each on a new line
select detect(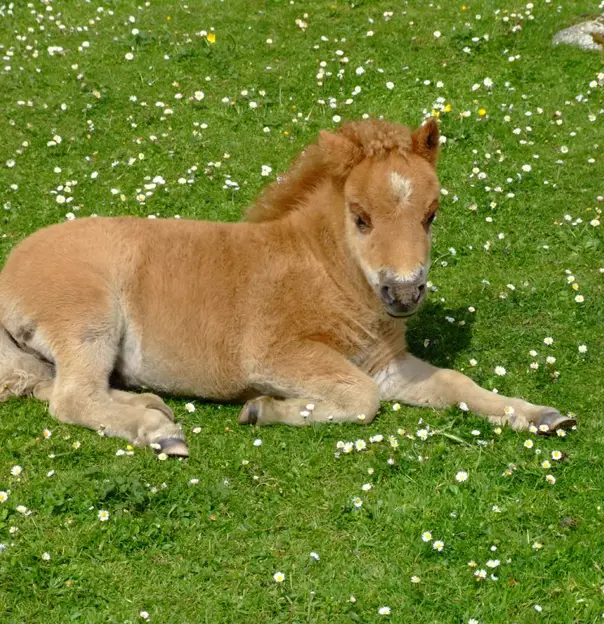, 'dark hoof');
537,410,576,435
239,401,259,426
157,438,189,457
